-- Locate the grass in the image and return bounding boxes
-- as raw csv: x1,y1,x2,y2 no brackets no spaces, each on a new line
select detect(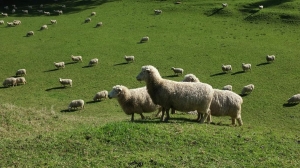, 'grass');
0,0,300,167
